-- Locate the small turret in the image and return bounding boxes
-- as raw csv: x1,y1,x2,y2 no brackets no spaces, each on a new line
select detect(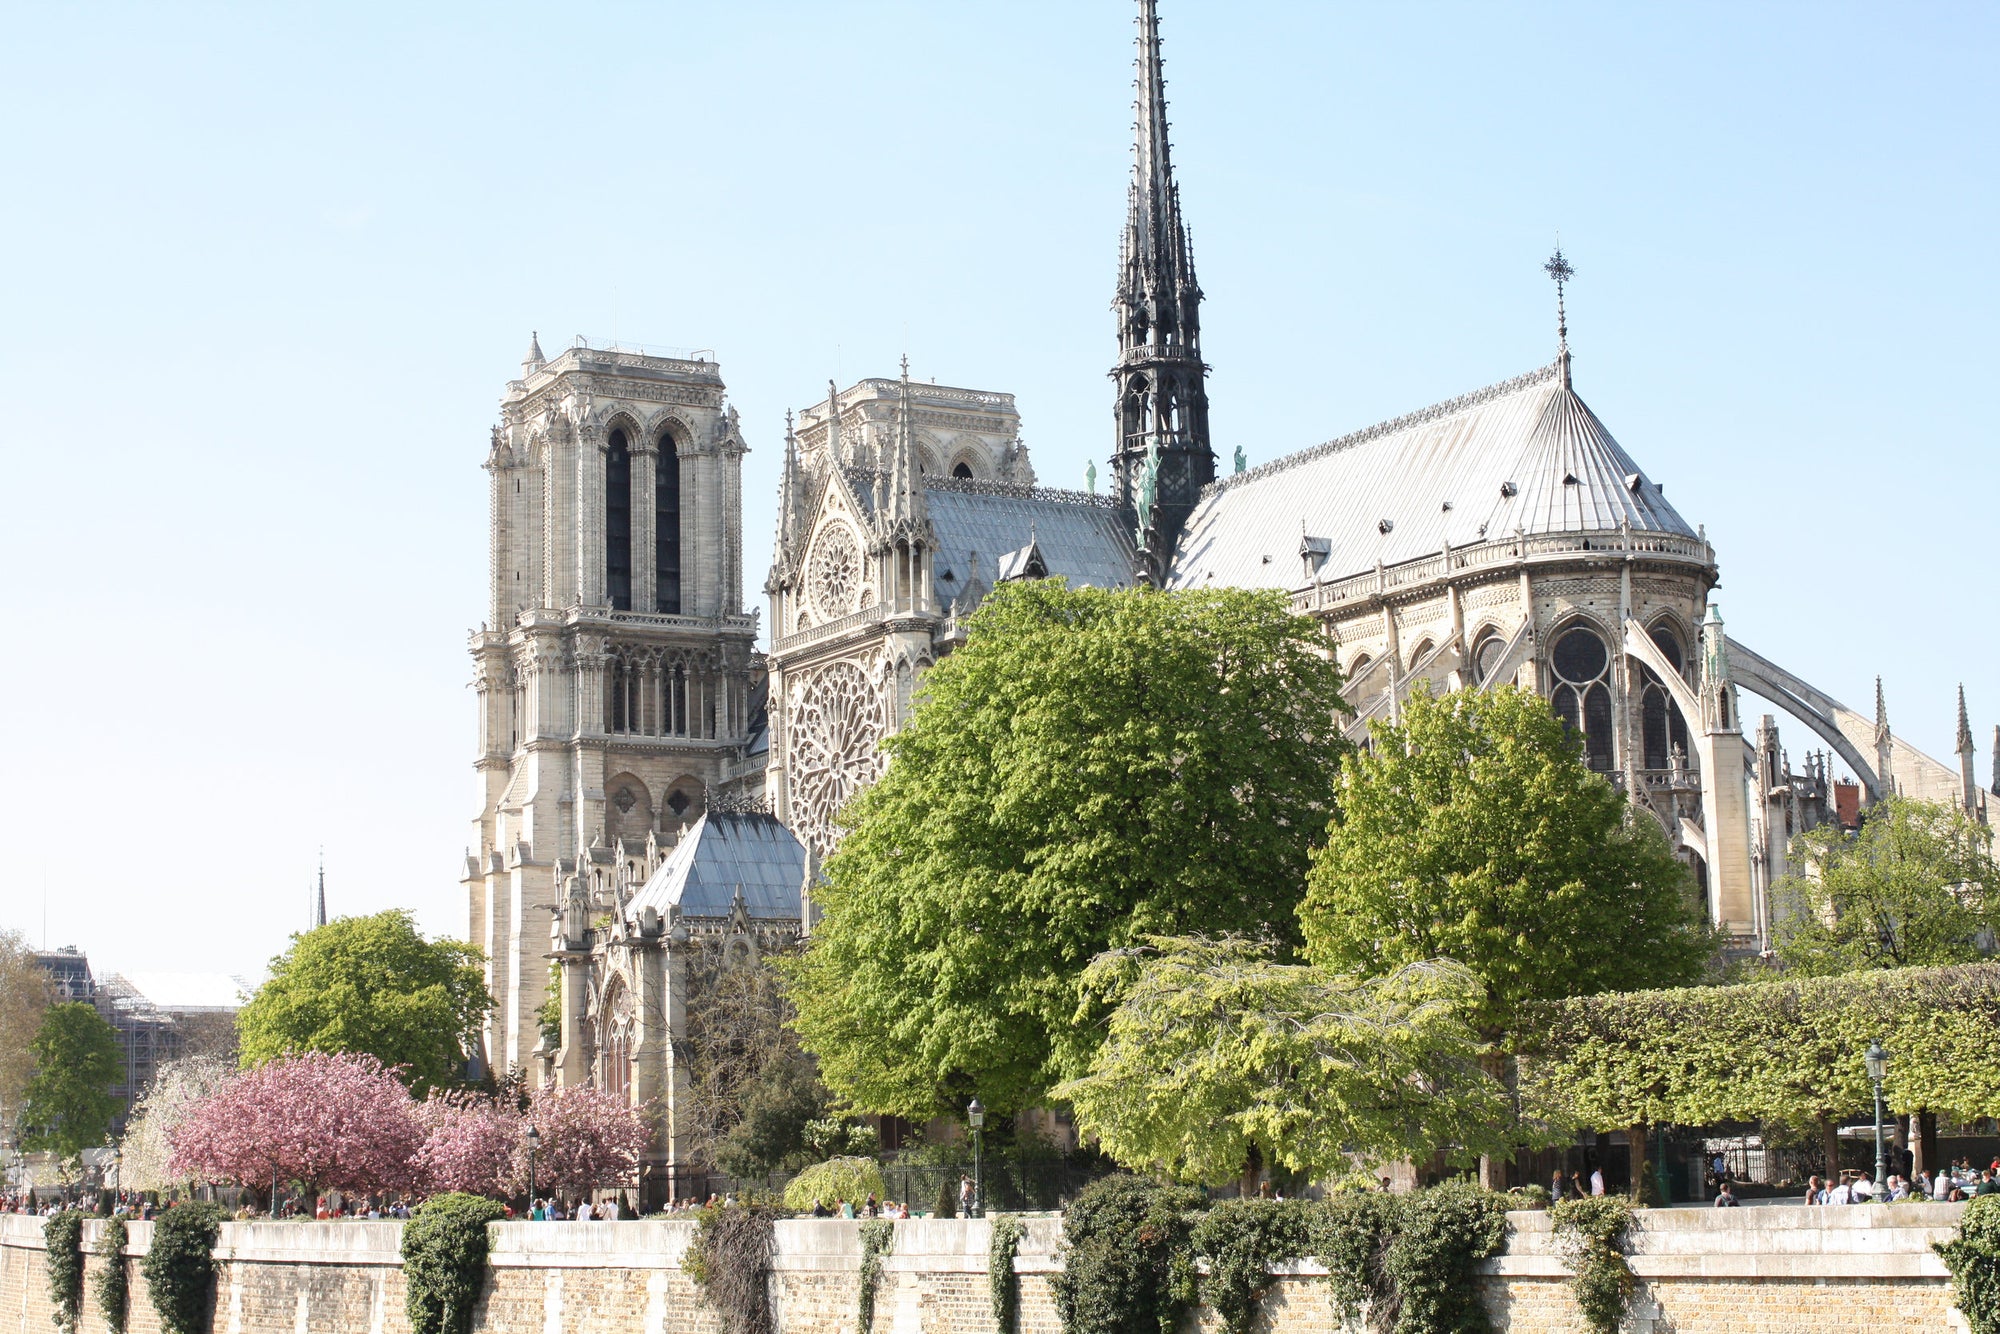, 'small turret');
521,331,546,378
